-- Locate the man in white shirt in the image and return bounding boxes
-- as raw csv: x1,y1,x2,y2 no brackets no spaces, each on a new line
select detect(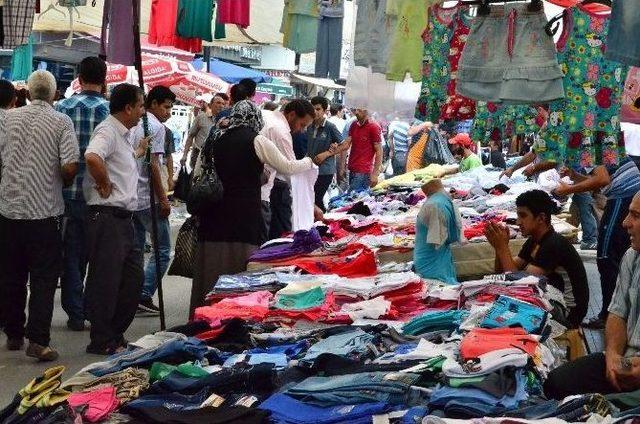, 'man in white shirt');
130,86,174,315
84,83,149,356
181,93,229,169
260,99,315,241
327,103,346,134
